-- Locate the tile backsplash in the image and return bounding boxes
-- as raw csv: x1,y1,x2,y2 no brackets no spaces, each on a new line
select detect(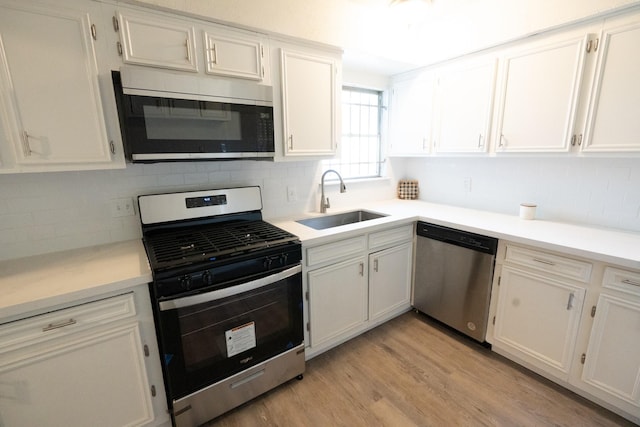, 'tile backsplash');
403,156,640,232
1,160,399,261
2,156,639,261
